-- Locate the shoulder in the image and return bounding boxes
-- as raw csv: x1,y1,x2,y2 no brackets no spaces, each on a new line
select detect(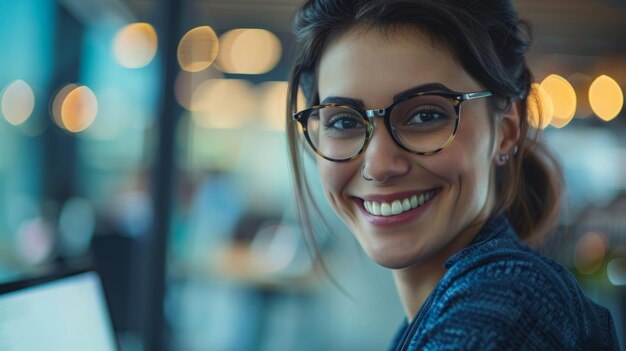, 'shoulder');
415,241,582,350
442,242,581,321
406,214,619,350
445,237,577,296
